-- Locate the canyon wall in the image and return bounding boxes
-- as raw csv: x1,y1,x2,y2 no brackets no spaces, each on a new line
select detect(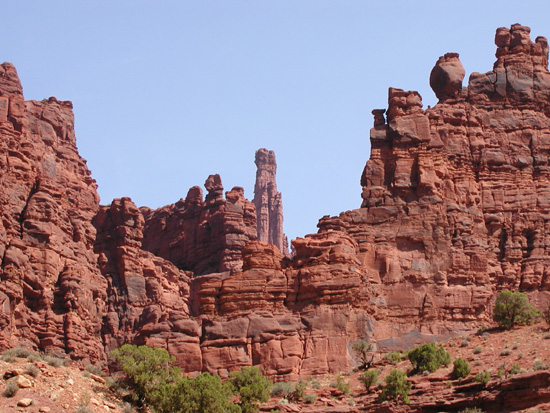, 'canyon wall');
1,24,550,379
